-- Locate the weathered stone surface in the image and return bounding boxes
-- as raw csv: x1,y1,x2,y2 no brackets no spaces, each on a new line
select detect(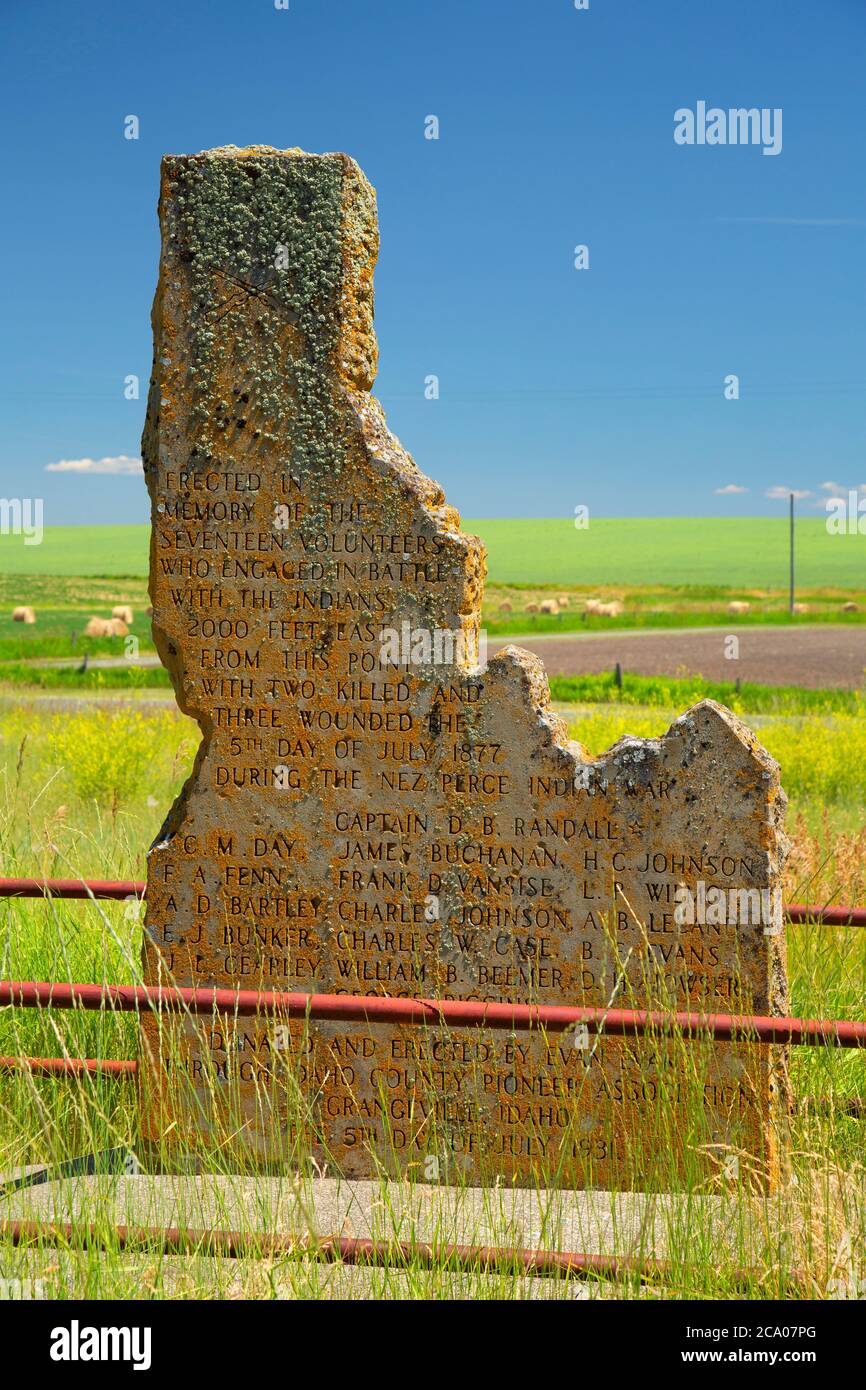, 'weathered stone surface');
140,145,789,1187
